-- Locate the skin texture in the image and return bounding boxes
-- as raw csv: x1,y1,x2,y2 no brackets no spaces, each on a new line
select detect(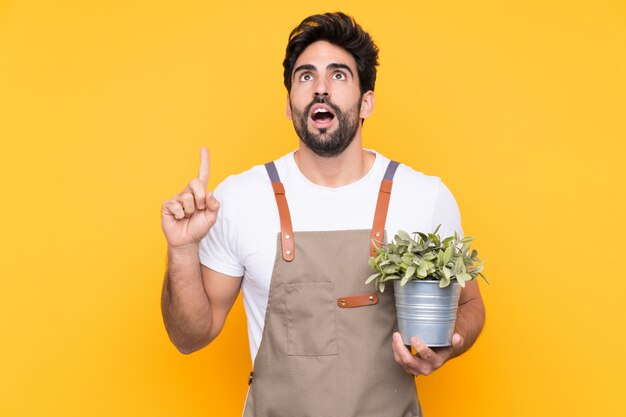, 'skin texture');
287,41,376,188
160,148,241,354
288,42,363,158
160,41,486,377
290,94,361,157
